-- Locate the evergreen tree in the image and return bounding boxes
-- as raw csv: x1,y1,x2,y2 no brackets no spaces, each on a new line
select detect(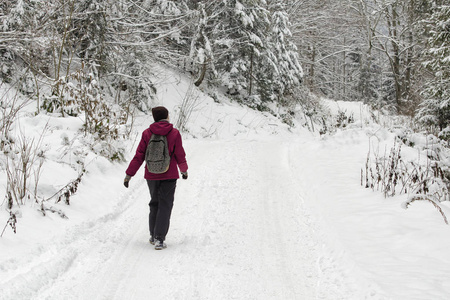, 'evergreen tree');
0,0,46,81
71,0,109,77
263,7,303,100
188,0,303,106
189,2,215,86
213,0,272,102
416,2,450,139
